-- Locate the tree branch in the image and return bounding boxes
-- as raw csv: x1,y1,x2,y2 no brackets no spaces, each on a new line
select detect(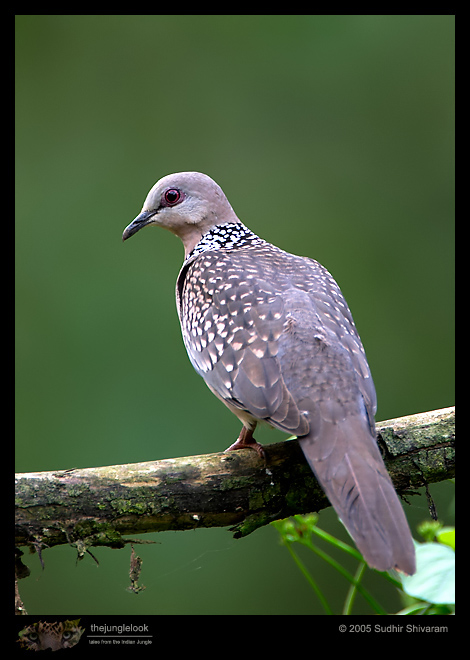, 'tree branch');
15,407,454,557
